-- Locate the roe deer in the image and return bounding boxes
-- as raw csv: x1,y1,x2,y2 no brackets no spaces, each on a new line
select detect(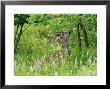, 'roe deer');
56,31,71,56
